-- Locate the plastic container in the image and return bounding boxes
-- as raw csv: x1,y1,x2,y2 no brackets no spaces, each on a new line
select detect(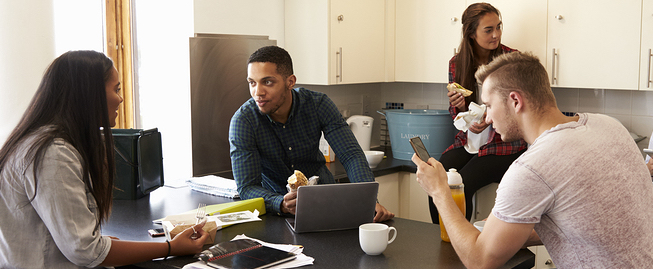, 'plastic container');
112,128,164,200
378,109,456,160
439,168,465,242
